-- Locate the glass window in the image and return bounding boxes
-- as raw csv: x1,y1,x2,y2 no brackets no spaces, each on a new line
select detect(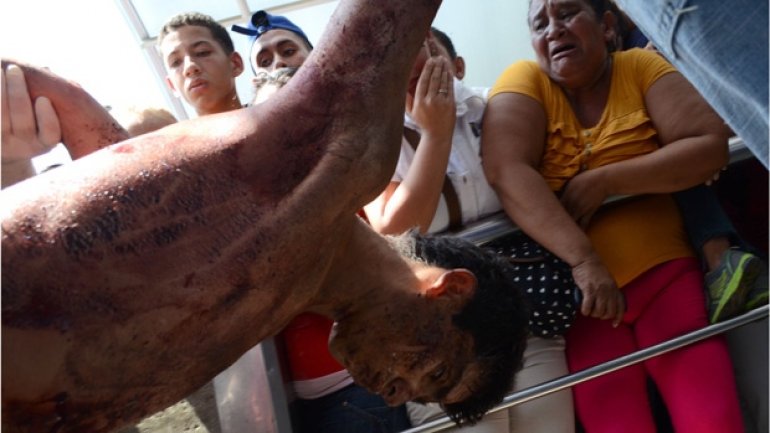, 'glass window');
132,0,242,37
246,0,292,11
